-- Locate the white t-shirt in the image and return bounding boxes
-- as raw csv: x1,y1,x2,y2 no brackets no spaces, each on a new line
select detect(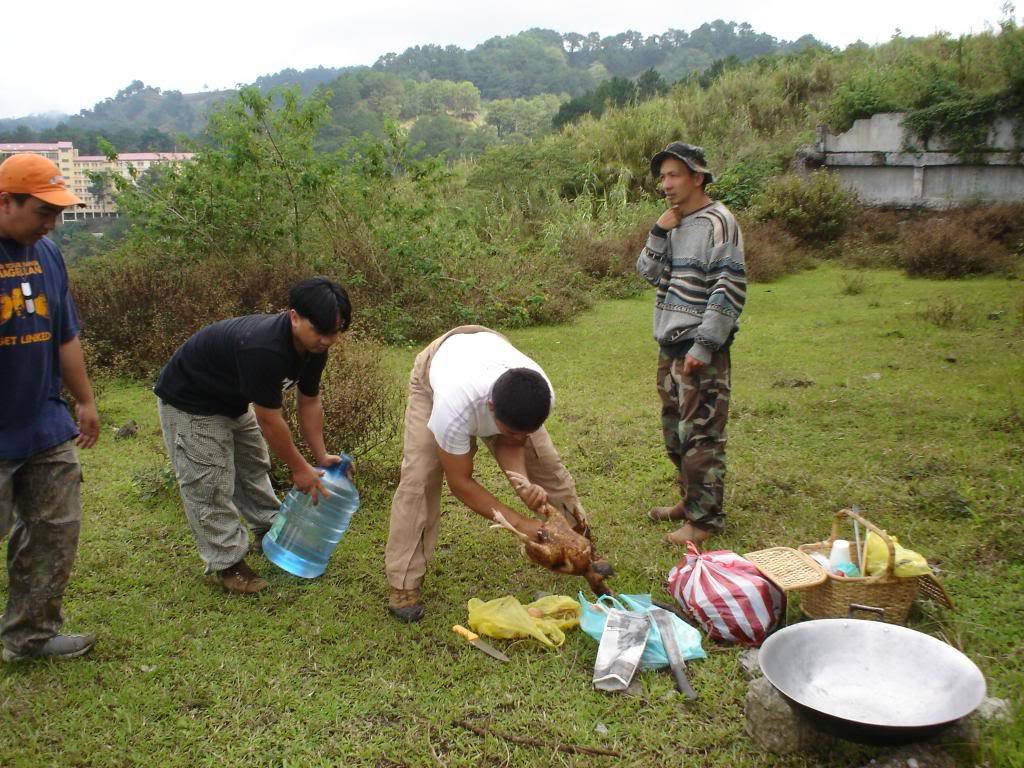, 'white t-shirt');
427,332,553,455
